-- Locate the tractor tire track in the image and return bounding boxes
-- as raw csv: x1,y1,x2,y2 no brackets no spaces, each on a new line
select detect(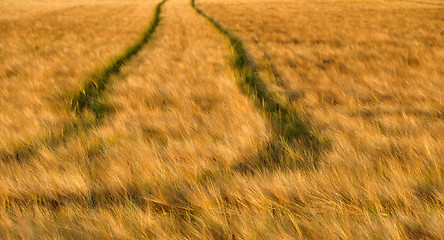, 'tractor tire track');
0,0,266,210
1,0,167,163
192,0,325,171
